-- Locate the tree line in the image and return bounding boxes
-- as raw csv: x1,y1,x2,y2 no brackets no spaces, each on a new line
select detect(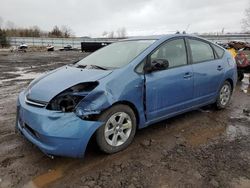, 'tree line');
0,24,74,47
0,17,74,47
0,25,73,38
